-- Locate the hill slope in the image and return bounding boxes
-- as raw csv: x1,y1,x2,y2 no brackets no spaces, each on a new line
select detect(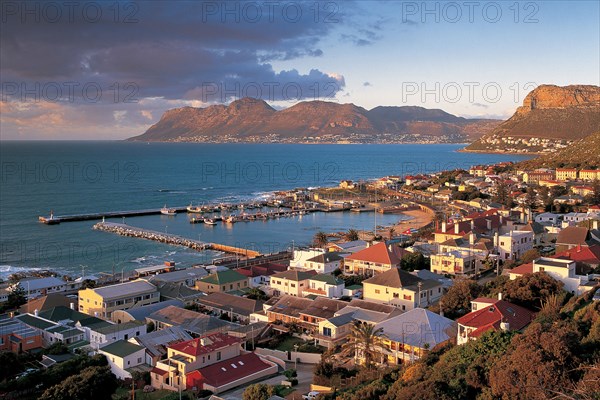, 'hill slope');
129,98,500,143
517,130,600,169
465,84,600,153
